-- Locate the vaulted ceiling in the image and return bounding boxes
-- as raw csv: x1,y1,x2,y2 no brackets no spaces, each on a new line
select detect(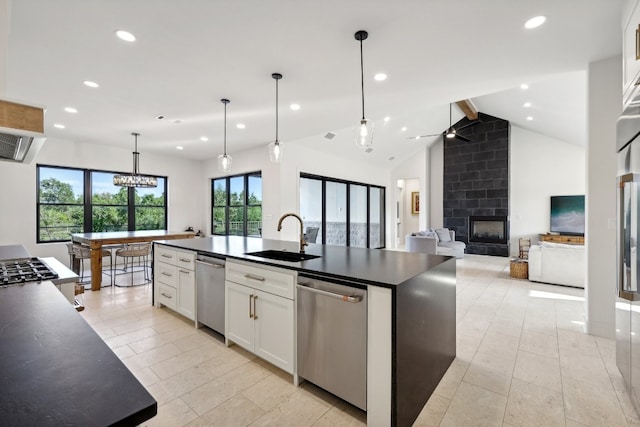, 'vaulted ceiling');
3,0,624,166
